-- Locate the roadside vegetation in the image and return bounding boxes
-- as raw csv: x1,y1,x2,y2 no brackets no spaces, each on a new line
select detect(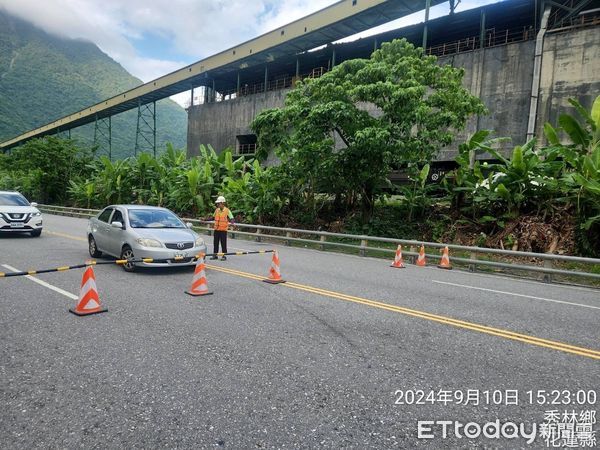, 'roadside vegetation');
1,39,598,257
